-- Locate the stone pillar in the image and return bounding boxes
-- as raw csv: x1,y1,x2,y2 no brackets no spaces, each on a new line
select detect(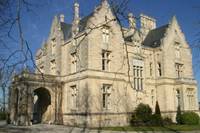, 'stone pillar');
16,84,32,126
9,87,18,124
50,88,55,124
27,86,33,125
57,84,63,124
